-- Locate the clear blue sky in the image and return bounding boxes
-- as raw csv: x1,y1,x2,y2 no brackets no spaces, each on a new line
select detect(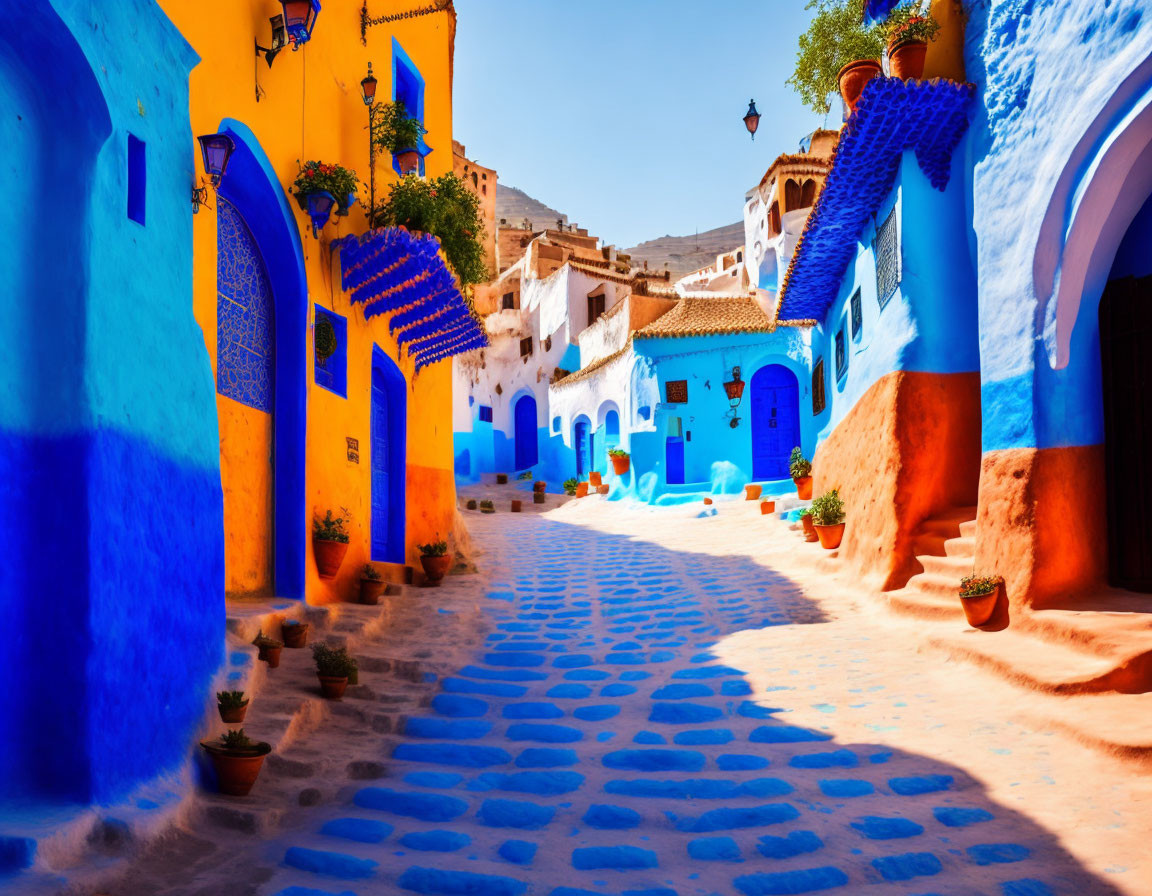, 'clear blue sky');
452,0,827,248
